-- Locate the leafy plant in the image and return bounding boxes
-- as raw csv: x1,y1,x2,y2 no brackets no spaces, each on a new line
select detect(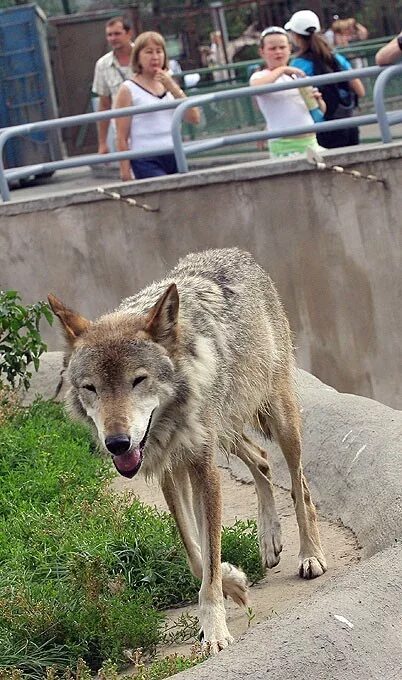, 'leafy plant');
0,291,53,390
